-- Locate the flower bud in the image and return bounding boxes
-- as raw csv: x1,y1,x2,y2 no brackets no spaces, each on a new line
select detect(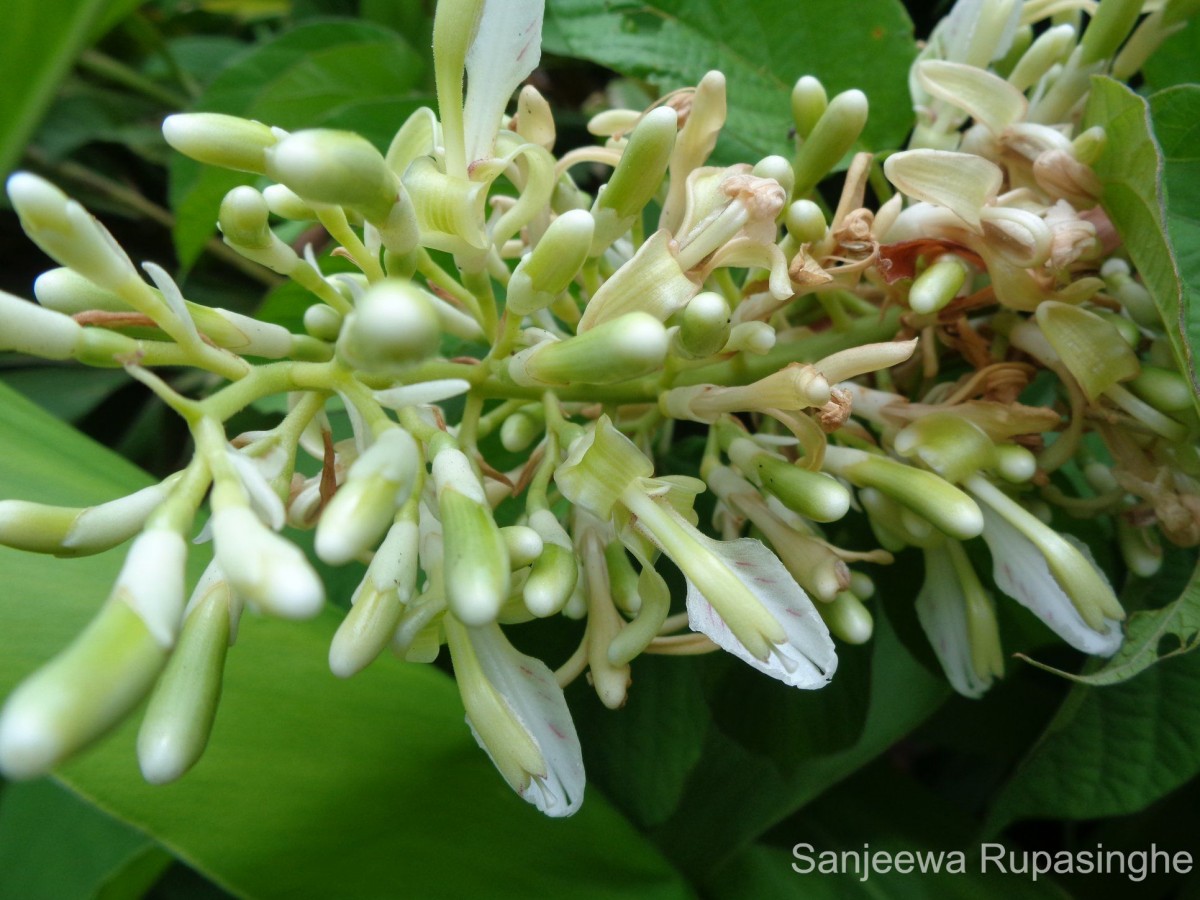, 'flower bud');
591,107,677,253
509,312,668,387
506,210,595,315
792,89,868,198
7,173,140,292
723,321,776,354
677,291,731,358
786,200,827,244
790,75,828,141
1007,24,1076,92
515,84,556,150
162,112,278,173
435,449,511,626
265,129,399,223
303,303,343,341
0,289,83,360
336,279,442,373
523,509,580,617
502,525,544,569
315,428,420,565
33,267,124,314
908,255,968,314
500,409,543,453
329,514,419,678
729,438,849,522
1129,365,1194,414
818,591,873,644
1101,258,1161,328
993,443,1038,483
137,567,233,784
212,507,324,619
